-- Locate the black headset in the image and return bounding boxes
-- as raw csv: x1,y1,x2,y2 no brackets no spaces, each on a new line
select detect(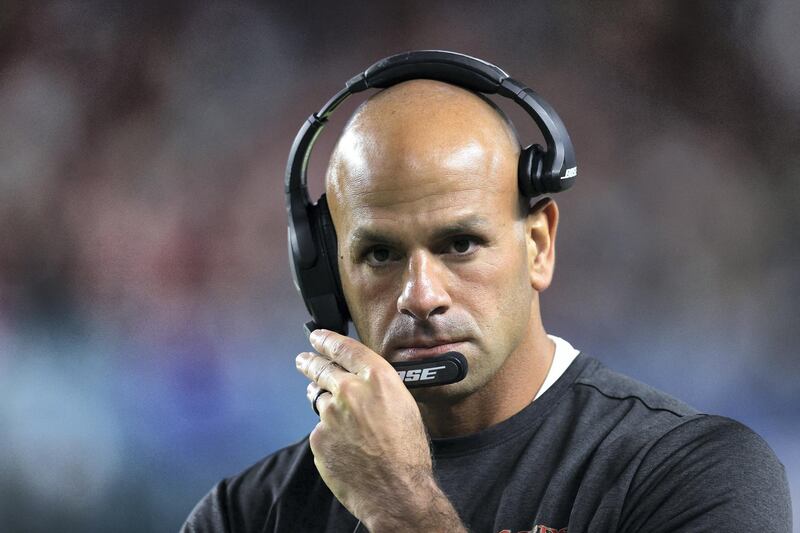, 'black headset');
285,50,577,335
